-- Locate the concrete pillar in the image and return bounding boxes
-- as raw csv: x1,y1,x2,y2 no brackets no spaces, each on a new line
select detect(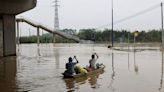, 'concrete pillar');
0,17,3,56
0,0,36,57
0,15,16,56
